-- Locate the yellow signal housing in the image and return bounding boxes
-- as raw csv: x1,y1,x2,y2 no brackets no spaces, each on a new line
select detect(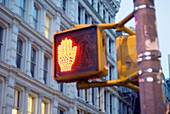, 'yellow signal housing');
116,35,138,81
